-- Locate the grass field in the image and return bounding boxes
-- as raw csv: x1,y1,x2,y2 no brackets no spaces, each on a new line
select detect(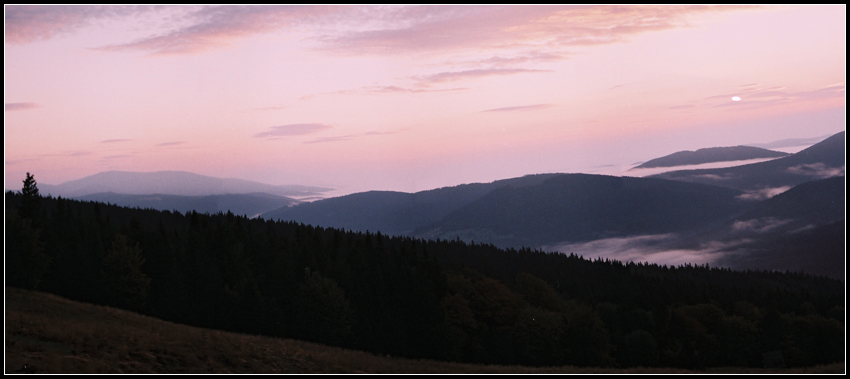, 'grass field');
5,287,845,374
